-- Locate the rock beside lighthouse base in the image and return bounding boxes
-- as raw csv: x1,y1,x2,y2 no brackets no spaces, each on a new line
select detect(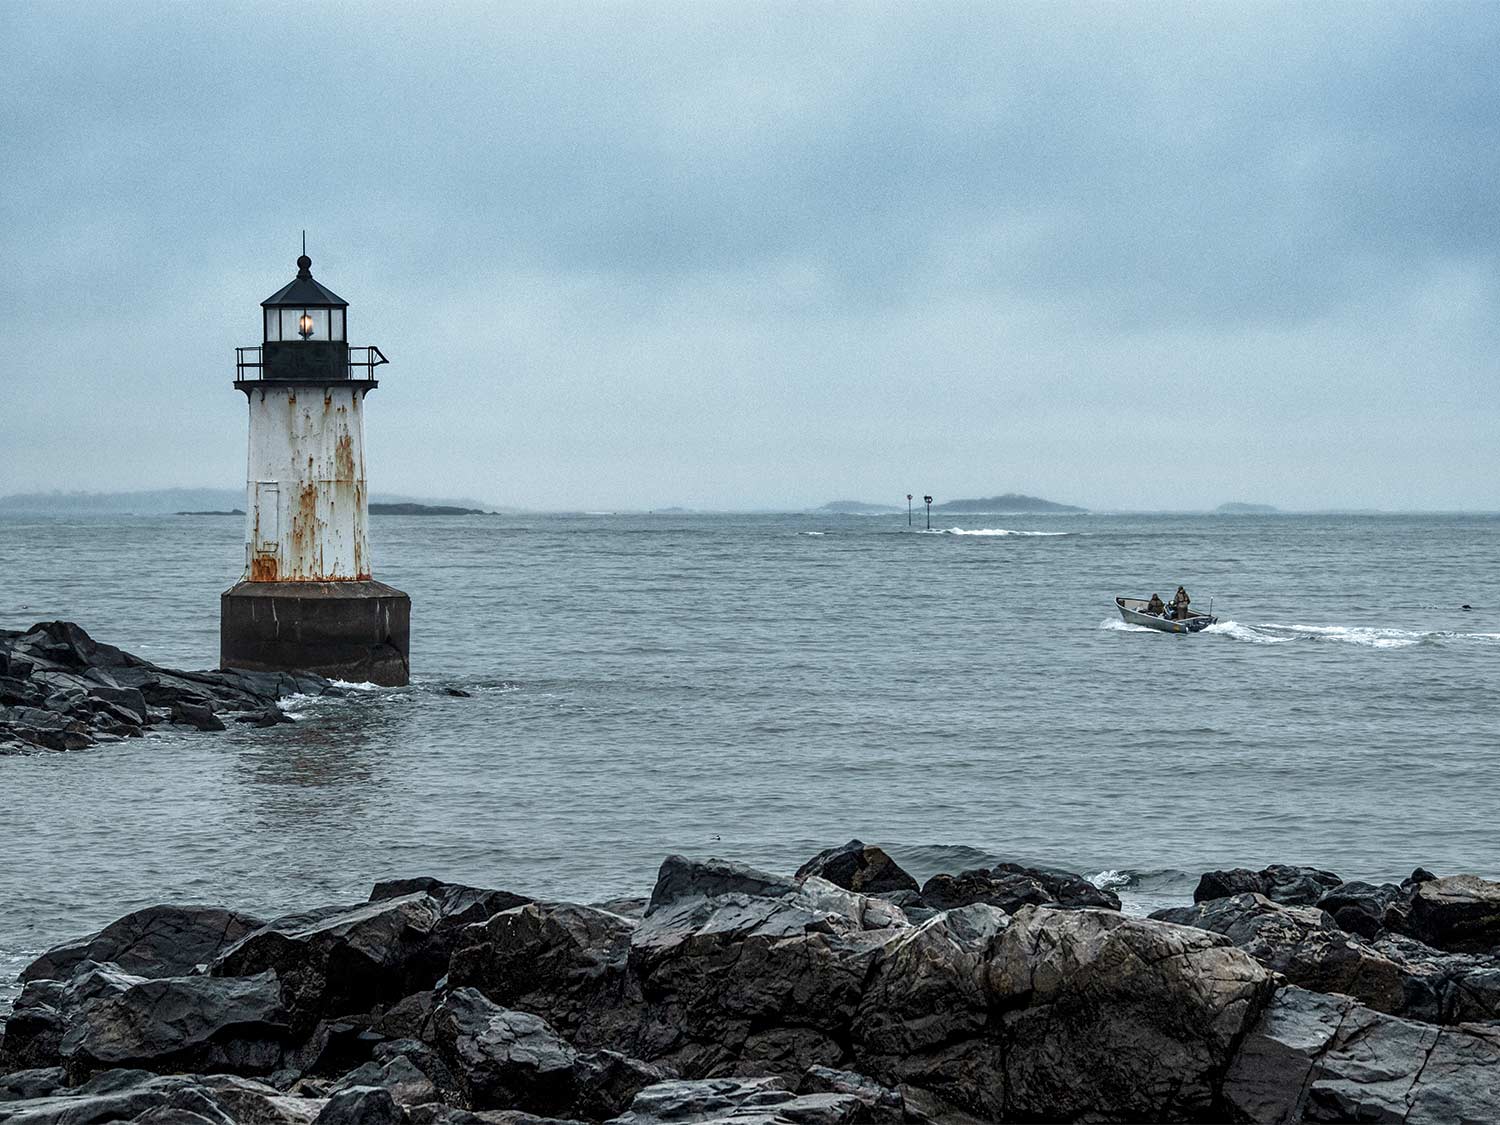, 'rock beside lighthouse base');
221,580,411,687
